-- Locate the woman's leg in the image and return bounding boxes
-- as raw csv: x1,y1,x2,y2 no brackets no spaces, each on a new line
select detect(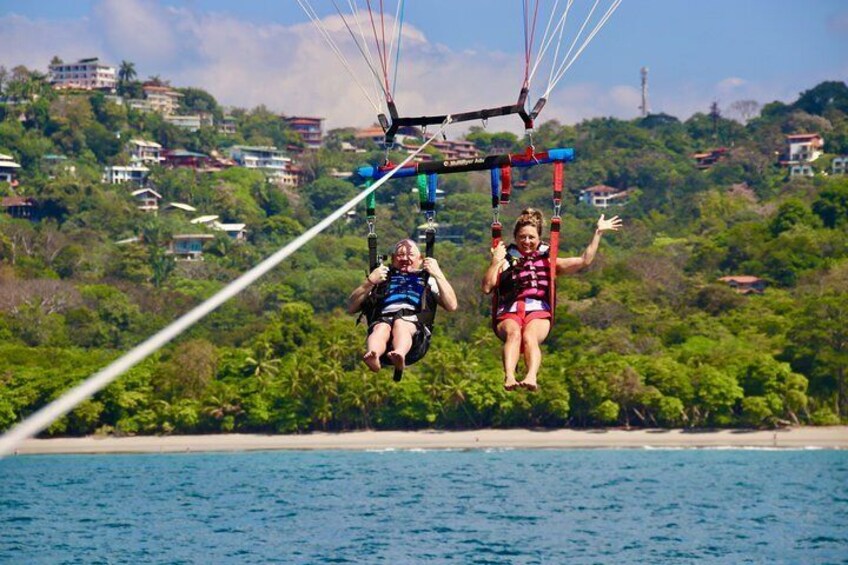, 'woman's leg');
520,318,551,390
364,322,391,372
496,319,523,390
